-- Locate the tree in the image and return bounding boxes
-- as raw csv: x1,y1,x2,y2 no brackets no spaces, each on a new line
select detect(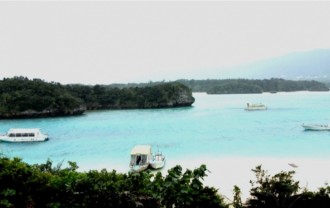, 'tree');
232,185,243,208
246,165,301,208
159,165,228,208
0,157,228,208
